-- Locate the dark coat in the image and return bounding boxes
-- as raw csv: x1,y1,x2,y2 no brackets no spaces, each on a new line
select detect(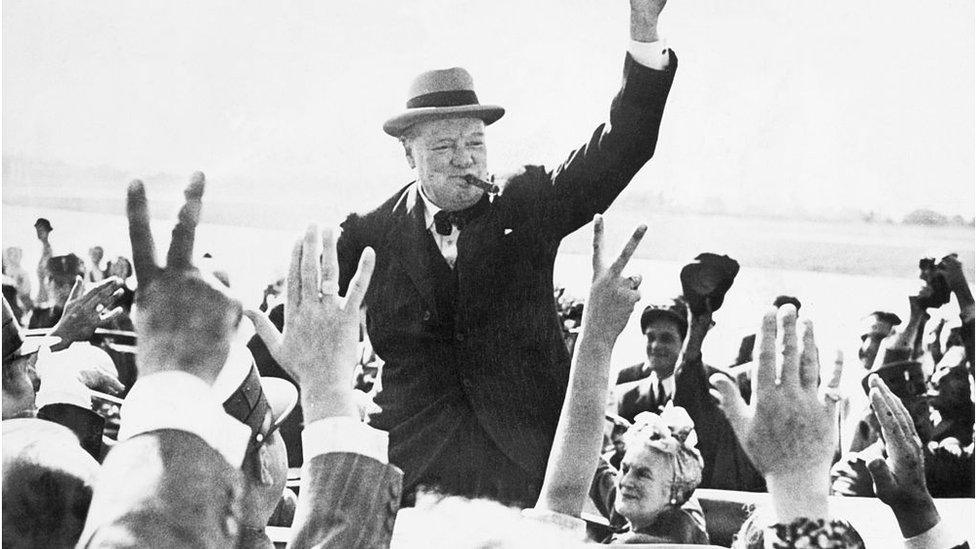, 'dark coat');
337,53,677,502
